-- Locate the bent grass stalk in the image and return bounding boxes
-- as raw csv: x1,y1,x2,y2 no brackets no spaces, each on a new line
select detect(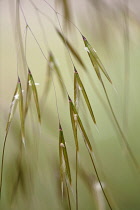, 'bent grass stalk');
40,2,138,172
0,77,24,198
82,35,140,171
41,1,138,171
68,96,113,210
